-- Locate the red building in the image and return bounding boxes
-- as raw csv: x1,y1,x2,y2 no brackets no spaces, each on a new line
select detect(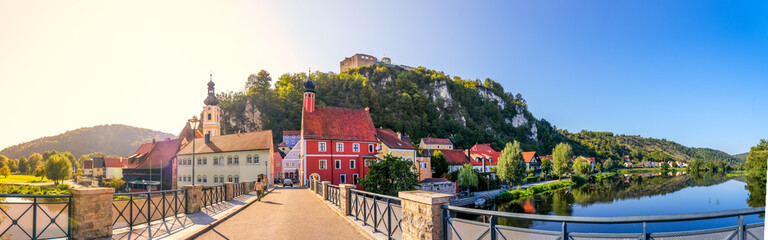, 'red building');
468,144,500,172
300,76,378,186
